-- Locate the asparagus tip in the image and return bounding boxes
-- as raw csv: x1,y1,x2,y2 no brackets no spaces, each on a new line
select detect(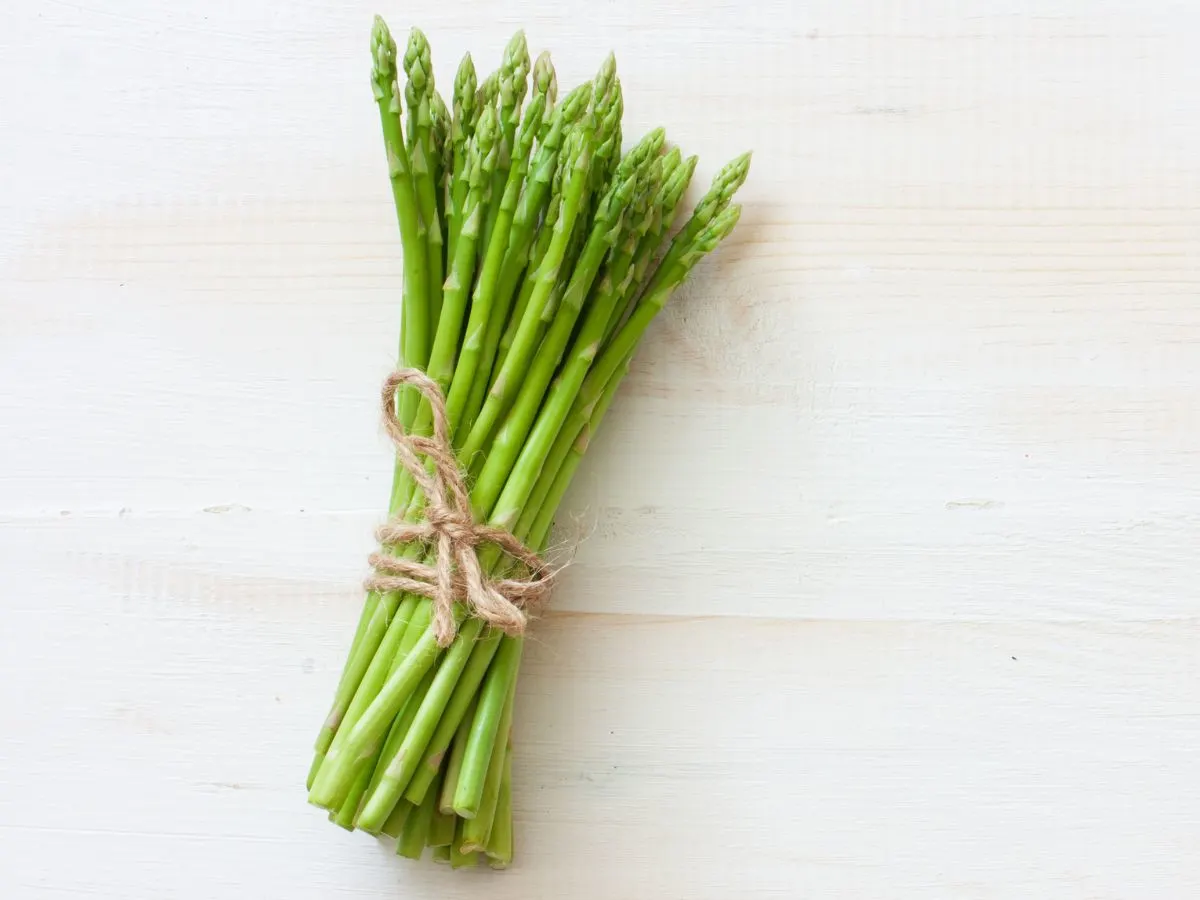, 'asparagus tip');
533,50,556,98
404,27,432,87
